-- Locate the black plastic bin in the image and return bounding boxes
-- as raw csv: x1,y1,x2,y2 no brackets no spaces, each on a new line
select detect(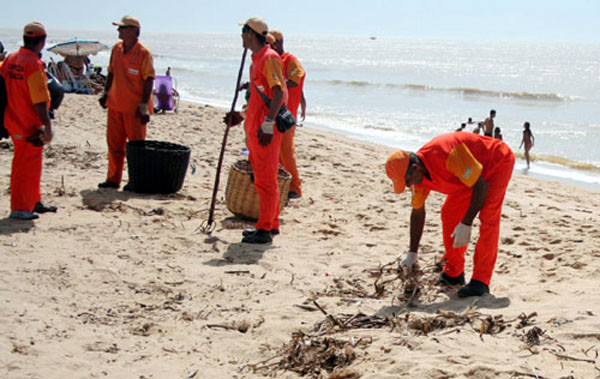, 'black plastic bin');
126,140,191,194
